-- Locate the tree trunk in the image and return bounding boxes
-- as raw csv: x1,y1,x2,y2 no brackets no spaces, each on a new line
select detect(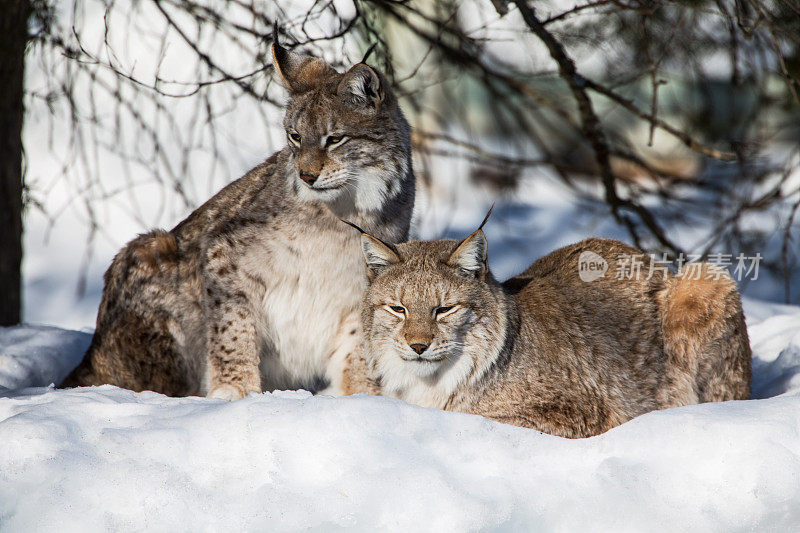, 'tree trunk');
0,0,30,326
